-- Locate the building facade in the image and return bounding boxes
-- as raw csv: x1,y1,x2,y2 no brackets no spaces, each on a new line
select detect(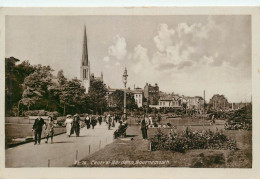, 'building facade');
186,96,204,110
144,83,159,105
132,87,143,108
158,96,182,109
